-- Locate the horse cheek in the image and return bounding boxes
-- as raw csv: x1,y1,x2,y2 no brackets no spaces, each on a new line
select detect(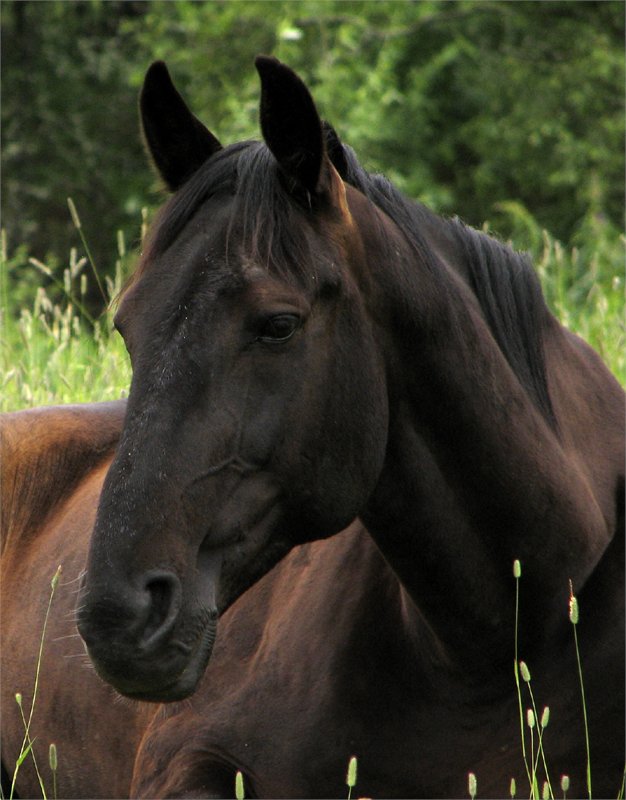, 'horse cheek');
297,321,388,535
